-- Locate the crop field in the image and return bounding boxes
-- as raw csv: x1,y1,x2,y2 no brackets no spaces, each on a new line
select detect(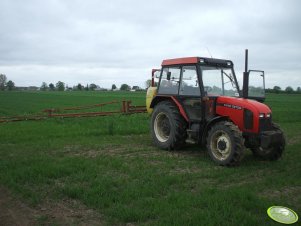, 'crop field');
0,91,300,226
